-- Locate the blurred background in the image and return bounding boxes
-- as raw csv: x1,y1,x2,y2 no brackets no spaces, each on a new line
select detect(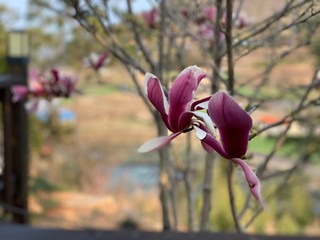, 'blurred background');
0,0,320,236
